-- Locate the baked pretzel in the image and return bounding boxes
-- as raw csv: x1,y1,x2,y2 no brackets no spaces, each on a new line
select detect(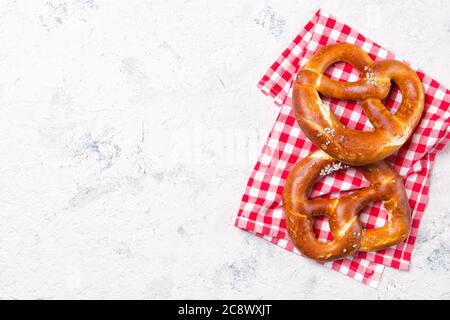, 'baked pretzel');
282,150,411,261
293,43,424,165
